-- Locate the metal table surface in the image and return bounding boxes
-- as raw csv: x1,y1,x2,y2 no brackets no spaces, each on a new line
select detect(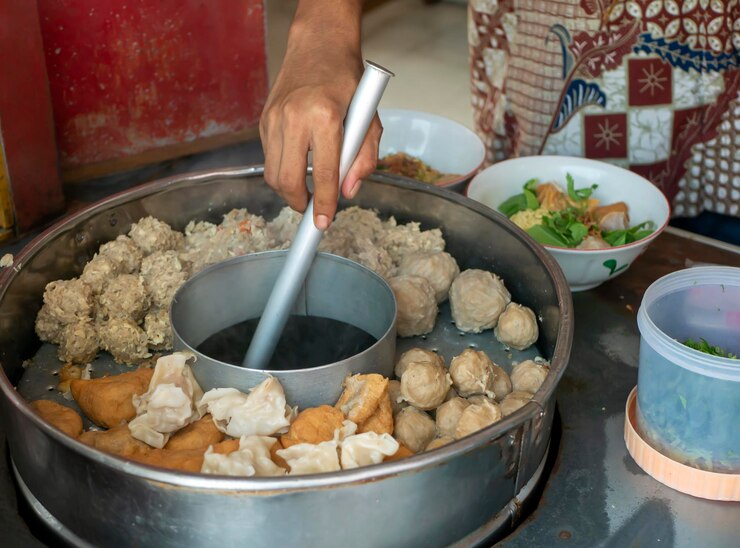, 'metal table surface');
1,146,739,547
